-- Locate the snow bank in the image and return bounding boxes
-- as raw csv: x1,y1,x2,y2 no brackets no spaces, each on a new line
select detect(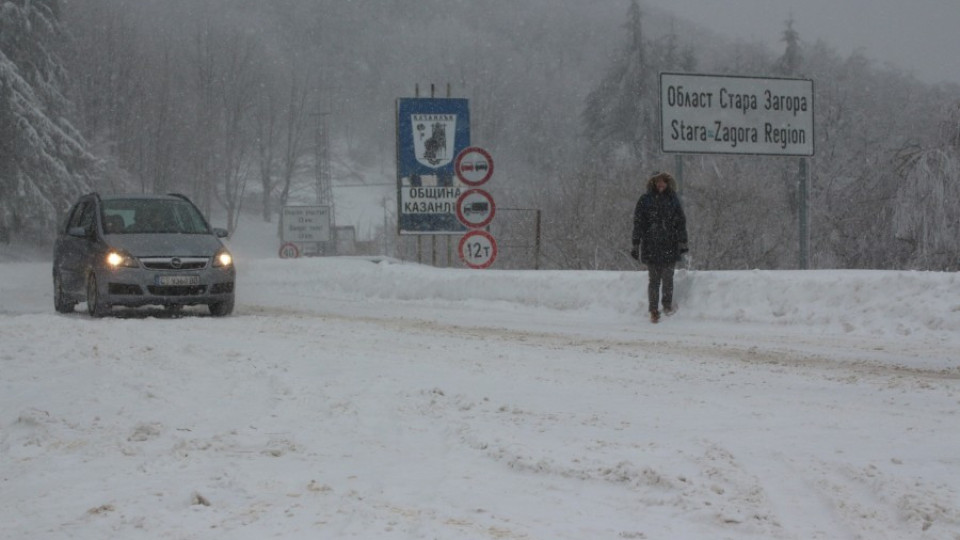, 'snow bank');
239,257,960,339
